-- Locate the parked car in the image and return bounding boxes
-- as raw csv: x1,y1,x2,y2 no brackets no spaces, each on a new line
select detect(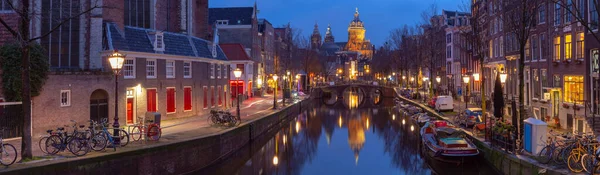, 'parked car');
434,96,453,111
457,108,483,127
428,97,437,108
